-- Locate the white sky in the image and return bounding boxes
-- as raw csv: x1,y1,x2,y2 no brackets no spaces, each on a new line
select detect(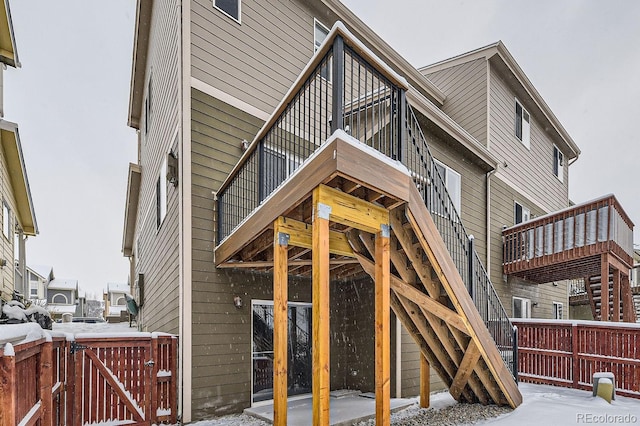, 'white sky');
5,1,640,297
